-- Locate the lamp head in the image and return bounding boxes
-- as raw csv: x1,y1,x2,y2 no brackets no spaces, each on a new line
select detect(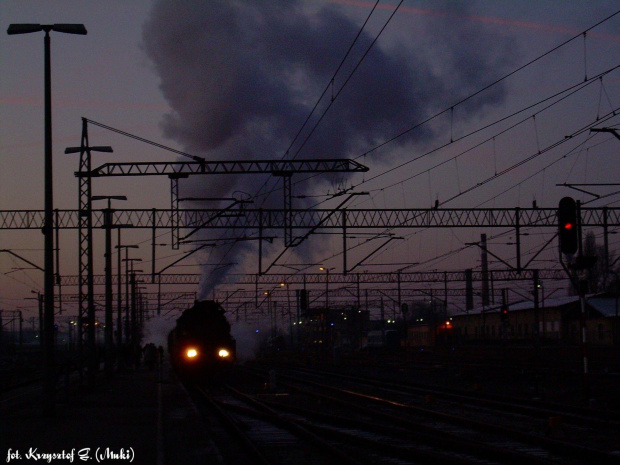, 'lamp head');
7,24,43,35
8,24,87,36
